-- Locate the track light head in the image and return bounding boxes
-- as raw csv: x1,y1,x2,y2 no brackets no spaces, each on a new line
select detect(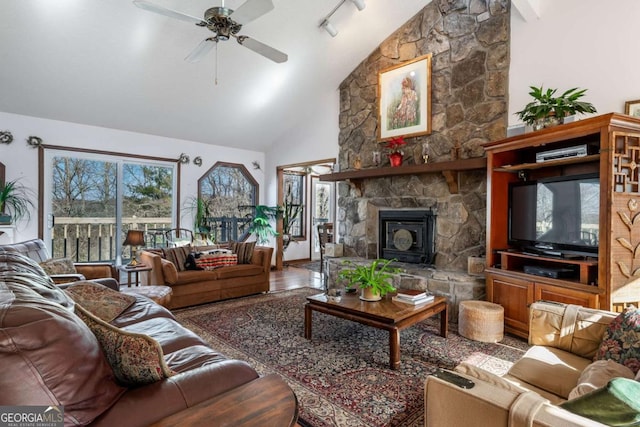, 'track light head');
321,19,338,37
351,0,366,11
